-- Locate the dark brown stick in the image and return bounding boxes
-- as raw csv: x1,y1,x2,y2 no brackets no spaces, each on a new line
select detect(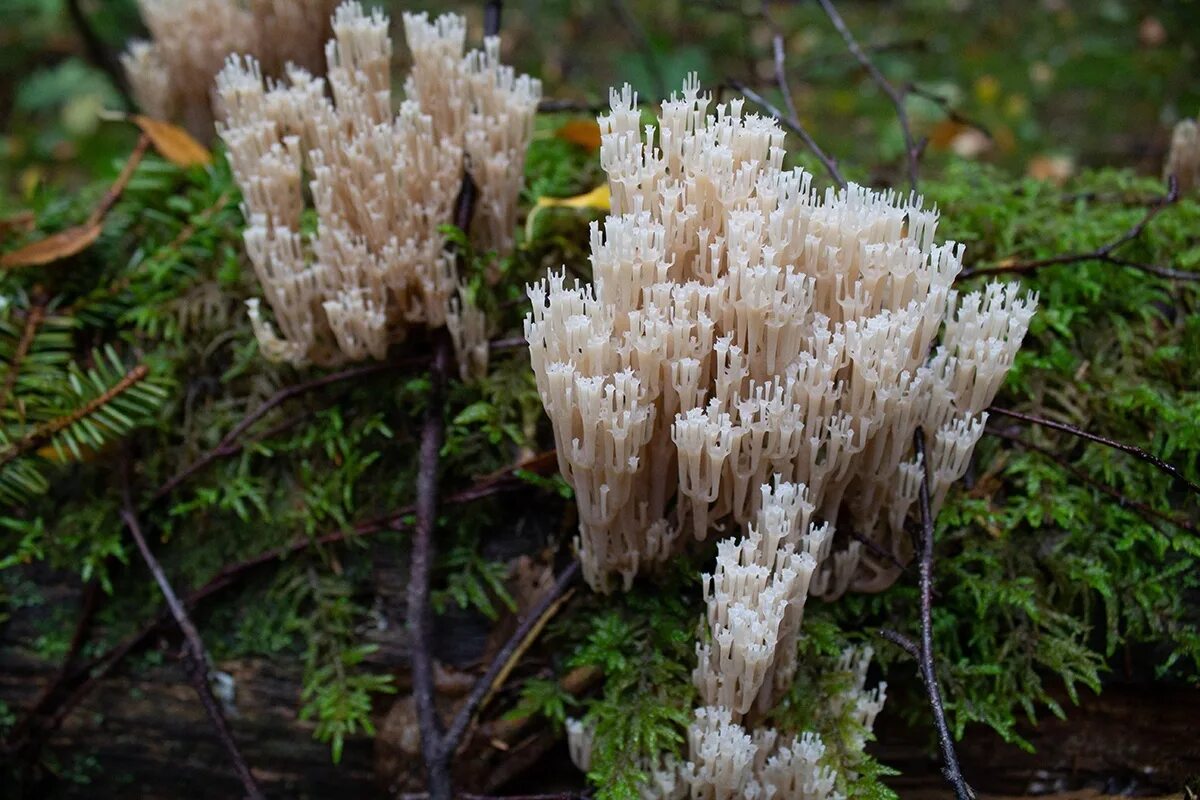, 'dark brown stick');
440,560,580,756
409,335,453,800
959,178,1195,281
817,0,920,192
987,406,1200,496
119,472,264,800
911,428,975,800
